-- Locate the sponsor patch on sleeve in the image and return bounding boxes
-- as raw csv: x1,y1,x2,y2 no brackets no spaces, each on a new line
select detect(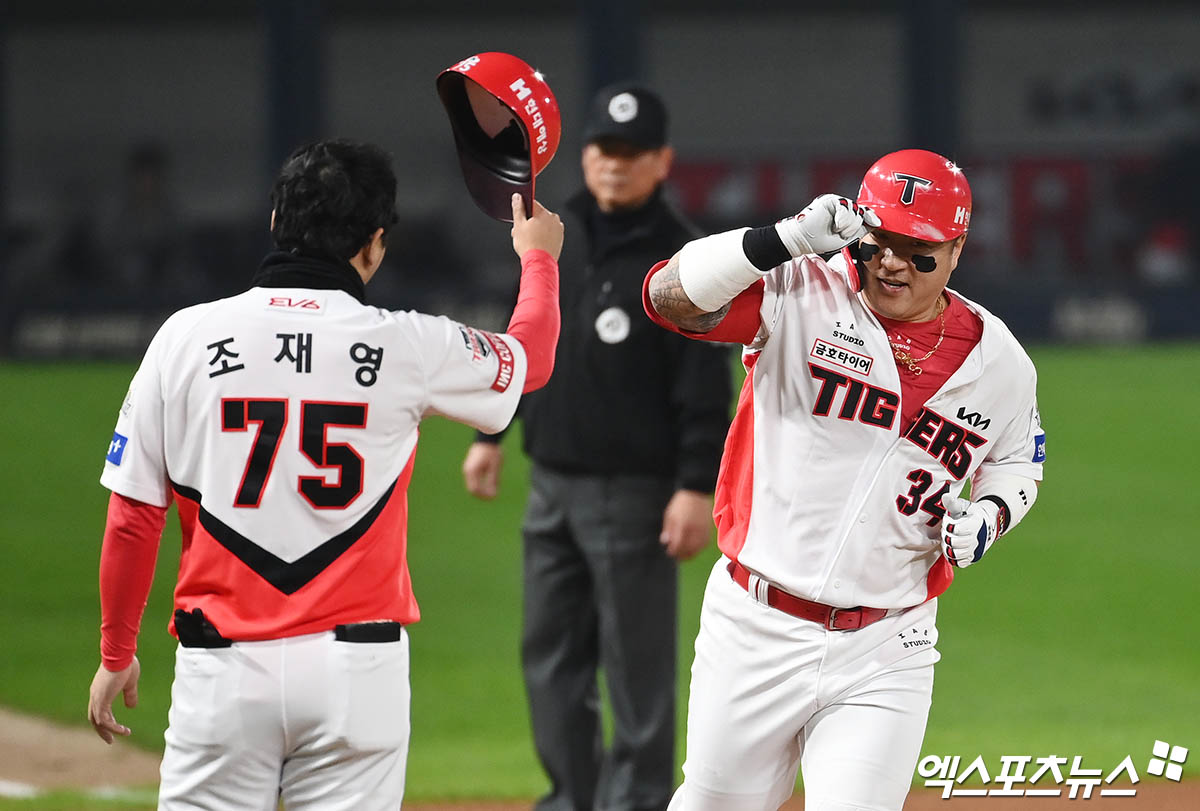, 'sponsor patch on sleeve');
106,431,129,466
1032,432,1046,463
458,326,491,363
479,332,515,393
